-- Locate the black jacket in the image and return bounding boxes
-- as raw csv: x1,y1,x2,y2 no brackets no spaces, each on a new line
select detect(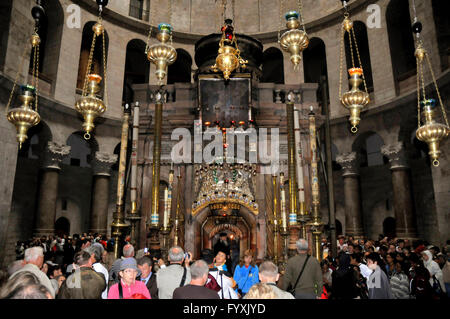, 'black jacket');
137,273,158,299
